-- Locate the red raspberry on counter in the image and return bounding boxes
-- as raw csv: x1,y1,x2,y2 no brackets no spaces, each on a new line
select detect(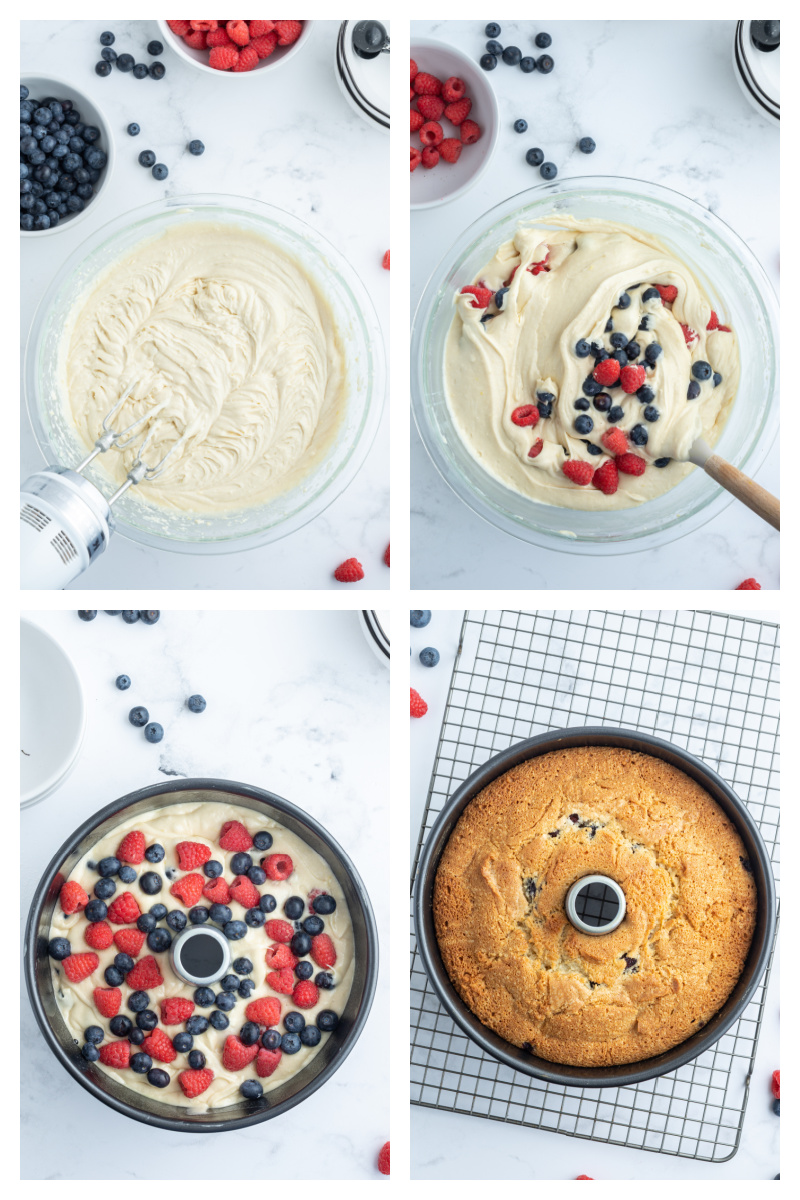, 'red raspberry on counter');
562,460,594,486
60,880,88,914
160,997,195,1025
226,20,250,45
410,688,428,718
413,71,442,95
265,919,295,944
772,1070,780,1098
655,285,677,303
63,953,98,983
511,405,539,427
417,94,445,121
126,955,164,990
208,45,239,70
459,120,481,145
170,873,204,906
311,933,337,969
275,20,302,46
410,109,424,132
117,830,146,865
176,840,212,870
410,146,422,172
591,458,619,495
106,892,141,925
527,438,544,459
442,76,466,103
99,1041,130,1069
179,1068,214,1097
419,121,443,147
246,996,282,1026
142,1028,177,1063
264,852,293,881
736,578,762,590
256,1047,282,1077
384,543,390,566
219,820,253,852
616,453,647,477
440,137,463,162
601,428,627,456
223,1035,260,1070
251,33,278,59
233,45,259,72
84,921,114,950
382,250,390,270
378,1142,391,1176
334,557,365,582
593,358,620,387
203,877,231,905
620,363,646,393
229,874,261,909
113,928,146,956
292,980,320,1009
460,285,493,308
444,98,472,125
422,148,439,169
265,943,298,970
93,987,121,1018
